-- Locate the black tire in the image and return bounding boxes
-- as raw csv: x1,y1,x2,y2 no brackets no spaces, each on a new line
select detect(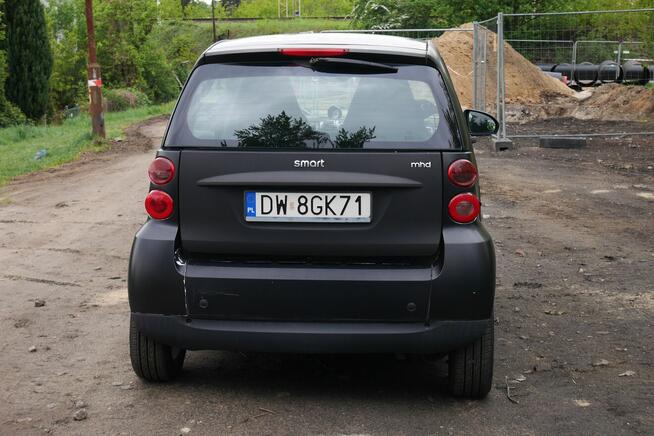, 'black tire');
129,317,186,382
448,317,494,398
